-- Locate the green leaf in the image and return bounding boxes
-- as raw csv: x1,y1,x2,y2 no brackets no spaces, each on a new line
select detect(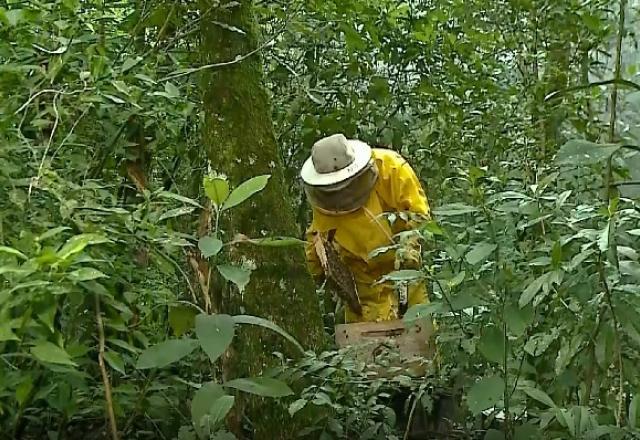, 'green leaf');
555,140,620,165
620,261,640,282
224,377,293,397
378,269,424,284
121,57,141,72
31,342,77,366
404,303,444,325
521,386,556,408
67,268,108,282
243,237,306,247
217,265,251,293
164,82,180,98
524,329,560,356
484,430,505,440
0,321,19,341
220,175,270,211
518,273,547,307
135,339,198,369
629,394,639,429
233,315,304,353
465,242,497,265
0,246,28,260
169,305,197,337
598,221,610,252
191,382,226,436
198,236,223,258
104,350,125,375
203,176,230,205
433,203,478,216
57,234,110,260
195,314,235,363
208,395,235,427
466,376,504,415
288,399,308,416
505,304,533,336
157,191,203,208
36,226,70,242
478,326,506,364
158,206,195,222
